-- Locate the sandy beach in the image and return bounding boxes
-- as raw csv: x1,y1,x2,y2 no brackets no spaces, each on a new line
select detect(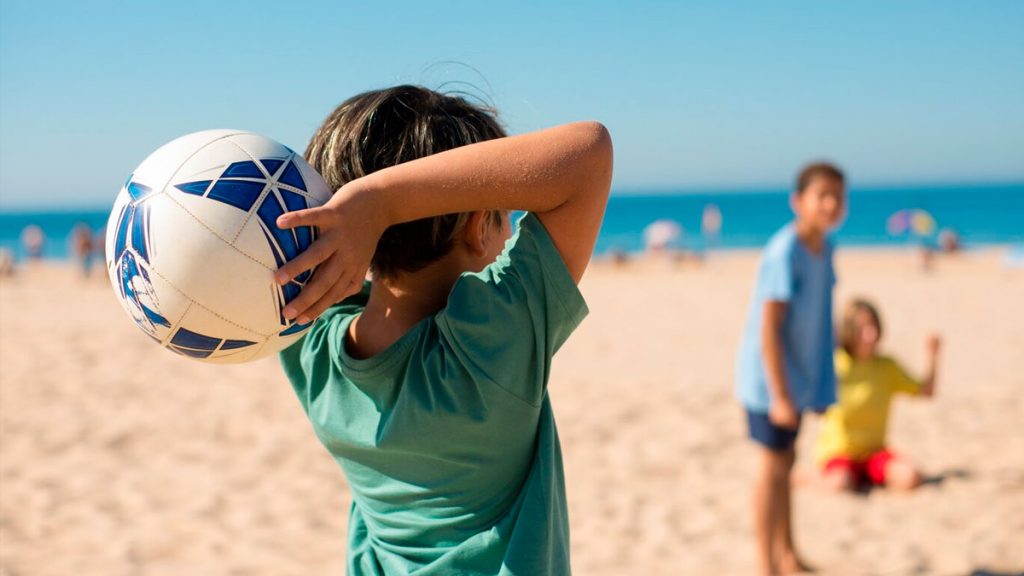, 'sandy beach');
2,248,1022,576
